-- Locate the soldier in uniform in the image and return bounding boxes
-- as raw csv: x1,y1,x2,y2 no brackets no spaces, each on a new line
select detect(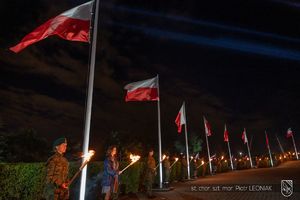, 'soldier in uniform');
162,155,170,187
180,155,187,181
144,149,156,198
43,137,69,200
